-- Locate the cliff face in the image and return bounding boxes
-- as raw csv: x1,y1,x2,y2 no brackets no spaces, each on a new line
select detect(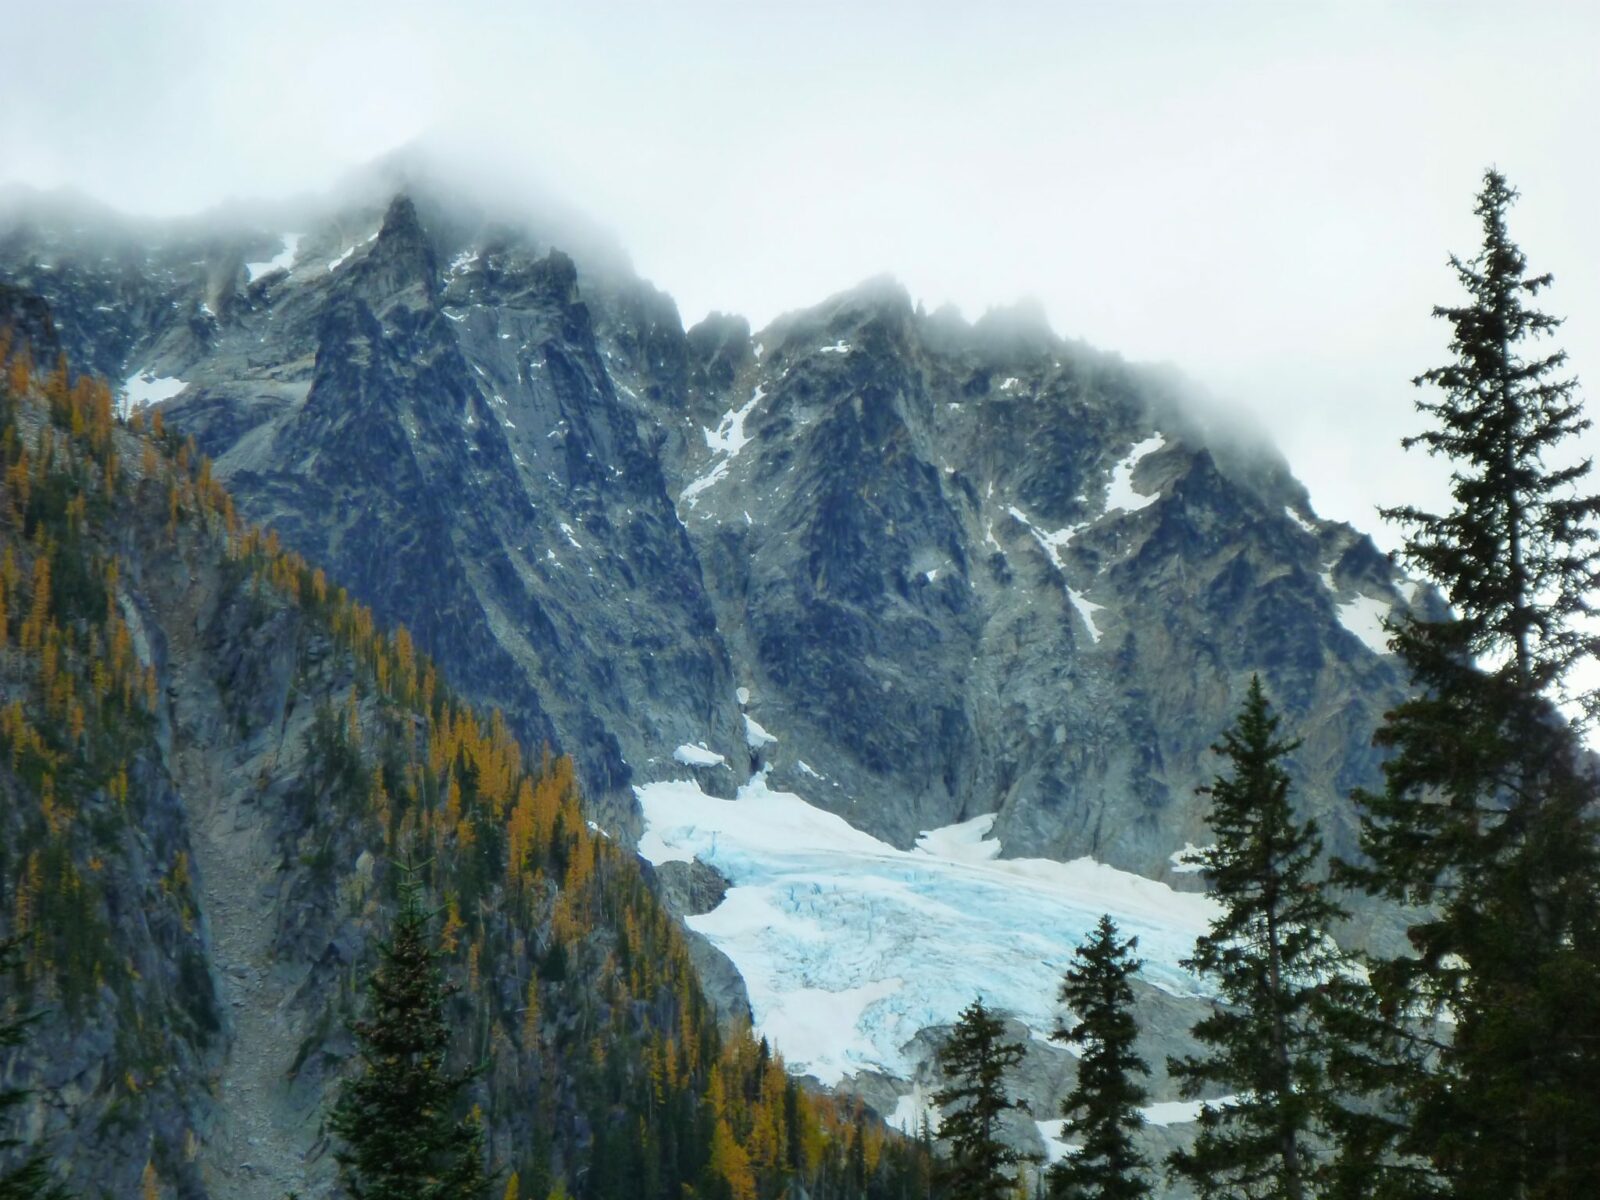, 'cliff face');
0,186,1413,879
